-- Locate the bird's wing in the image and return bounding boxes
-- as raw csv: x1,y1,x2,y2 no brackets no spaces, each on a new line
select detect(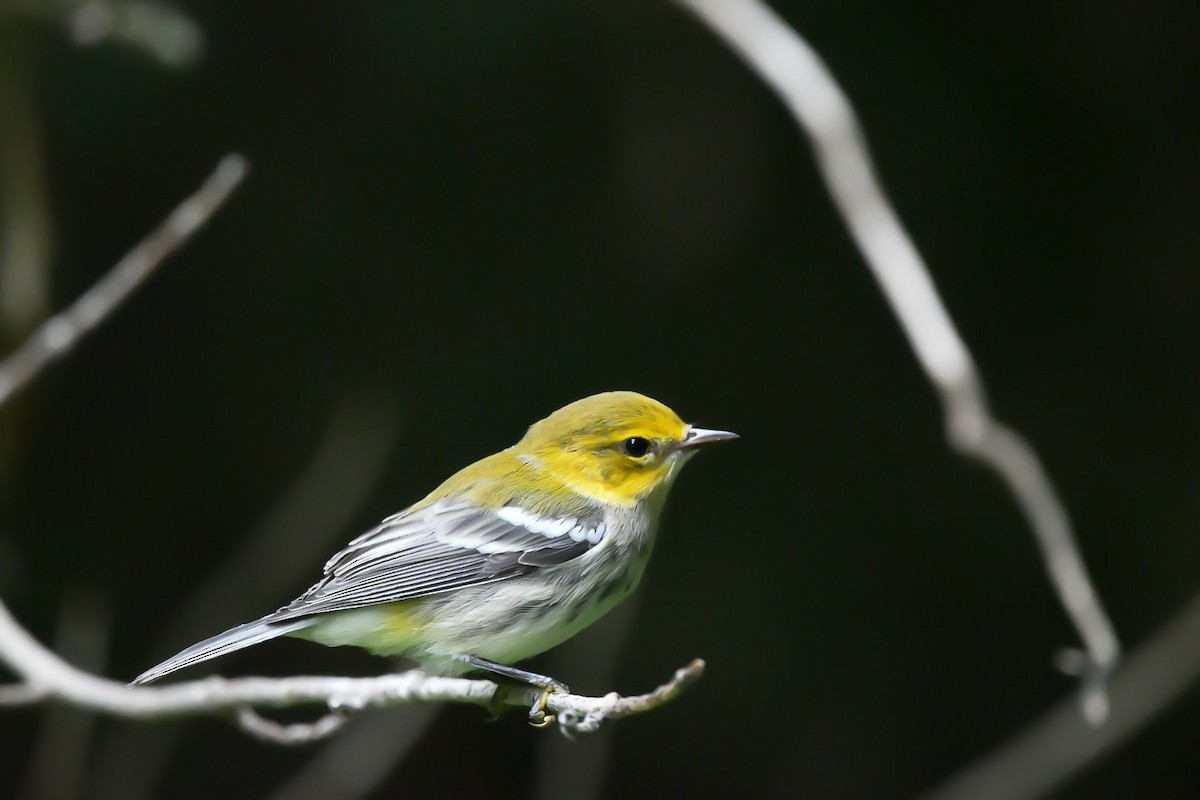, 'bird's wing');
267,499,610,622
